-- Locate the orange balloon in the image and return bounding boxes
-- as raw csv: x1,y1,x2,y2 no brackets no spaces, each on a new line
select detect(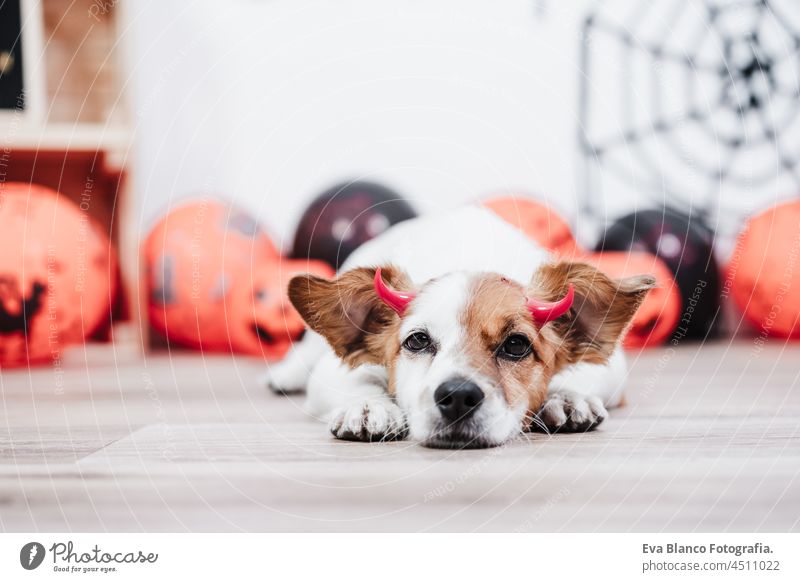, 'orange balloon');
144,199,283,354
483,196,583,258
585,251,682,348
728,200,800,339
0,183,117,367
226,259,334,359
